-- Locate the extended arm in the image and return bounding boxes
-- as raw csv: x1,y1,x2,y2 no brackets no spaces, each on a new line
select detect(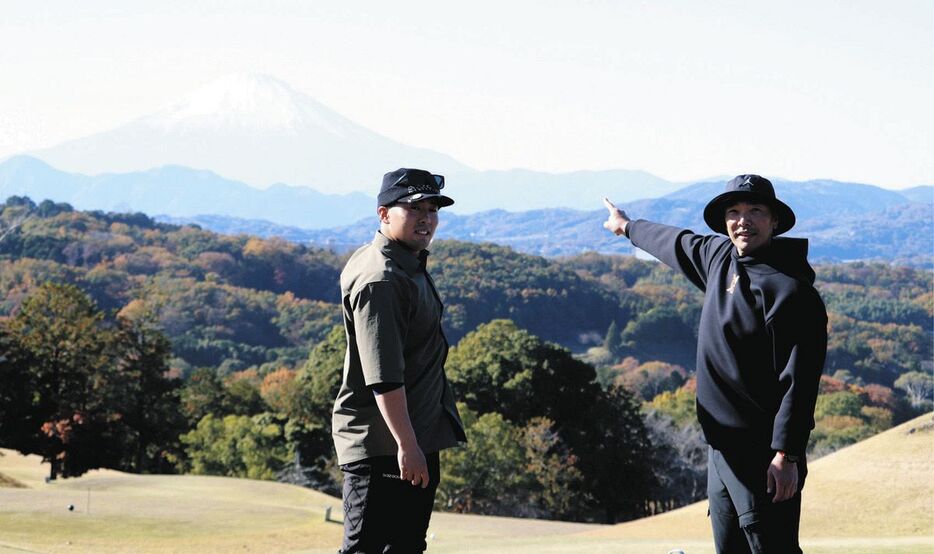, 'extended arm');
603,197,724,290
